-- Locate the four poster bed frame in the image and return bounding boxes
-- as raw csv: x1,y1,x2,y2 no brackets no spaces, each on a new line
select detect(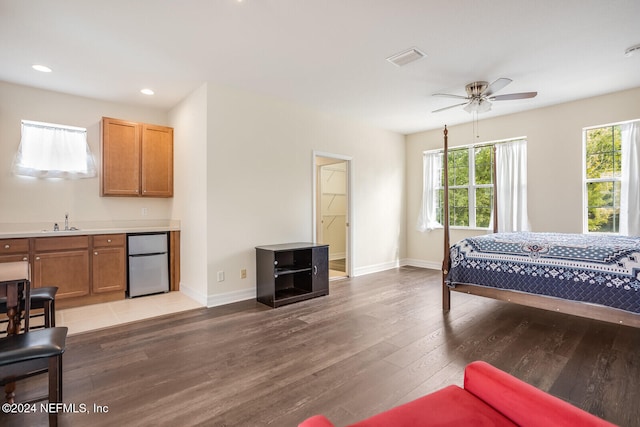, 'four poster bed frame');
440,126,640,328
